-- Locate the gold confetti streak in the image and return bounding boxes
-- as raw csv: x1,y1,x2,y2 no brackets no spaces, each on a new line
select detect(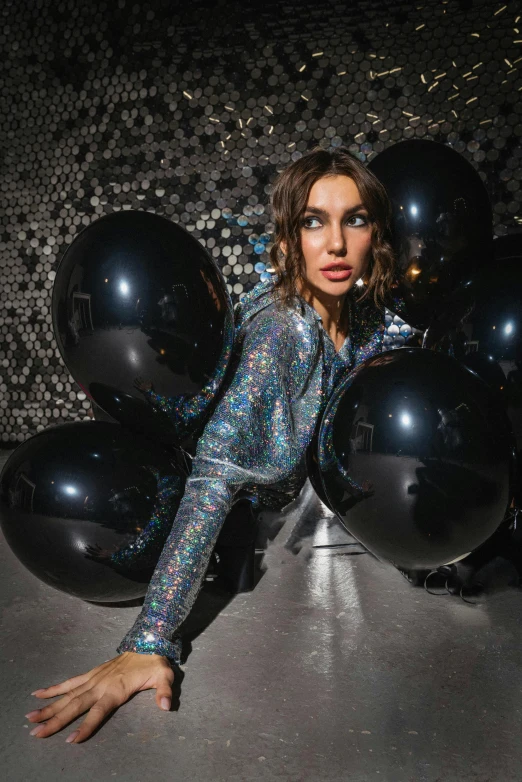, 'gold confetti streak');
505,58,513,67
301,94,309,101
427,80,439,92
312,51,323,57
493,5,507,15
298,64,306,72
466,96,478,104
448,93,458,100
403,111,413,117
415,24,425,30
225,105,234,111
238,118,243,128
479,119,492,124
463,70,472,77
265,105,273,114
377,70,390,77
183,91,192,99
421,74,427,83
337,71,346,75
435,72,447,79
390,67,402,74
473,62,483,69
471,33,479,38
209,117,219,123
451,110,458,118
